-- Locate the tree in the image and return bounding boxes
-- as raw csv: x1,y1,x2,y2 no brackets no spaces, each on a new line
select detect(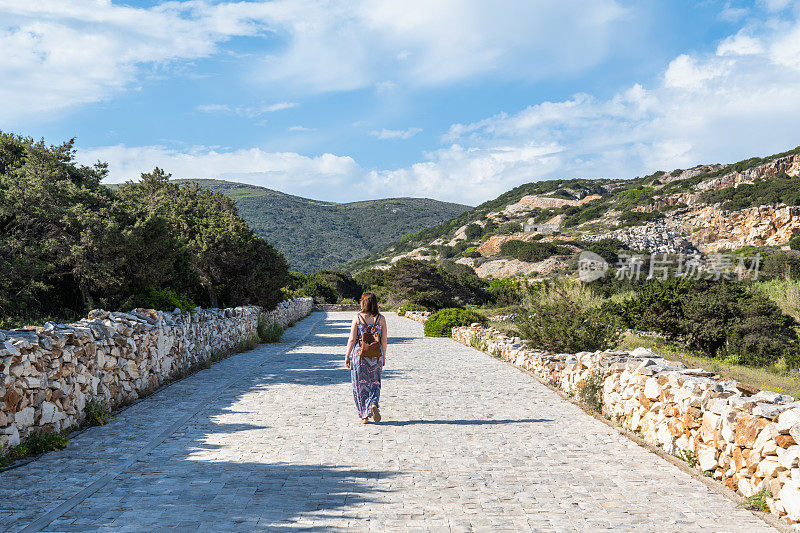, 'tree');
0,133,120,318
121,169,288,309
